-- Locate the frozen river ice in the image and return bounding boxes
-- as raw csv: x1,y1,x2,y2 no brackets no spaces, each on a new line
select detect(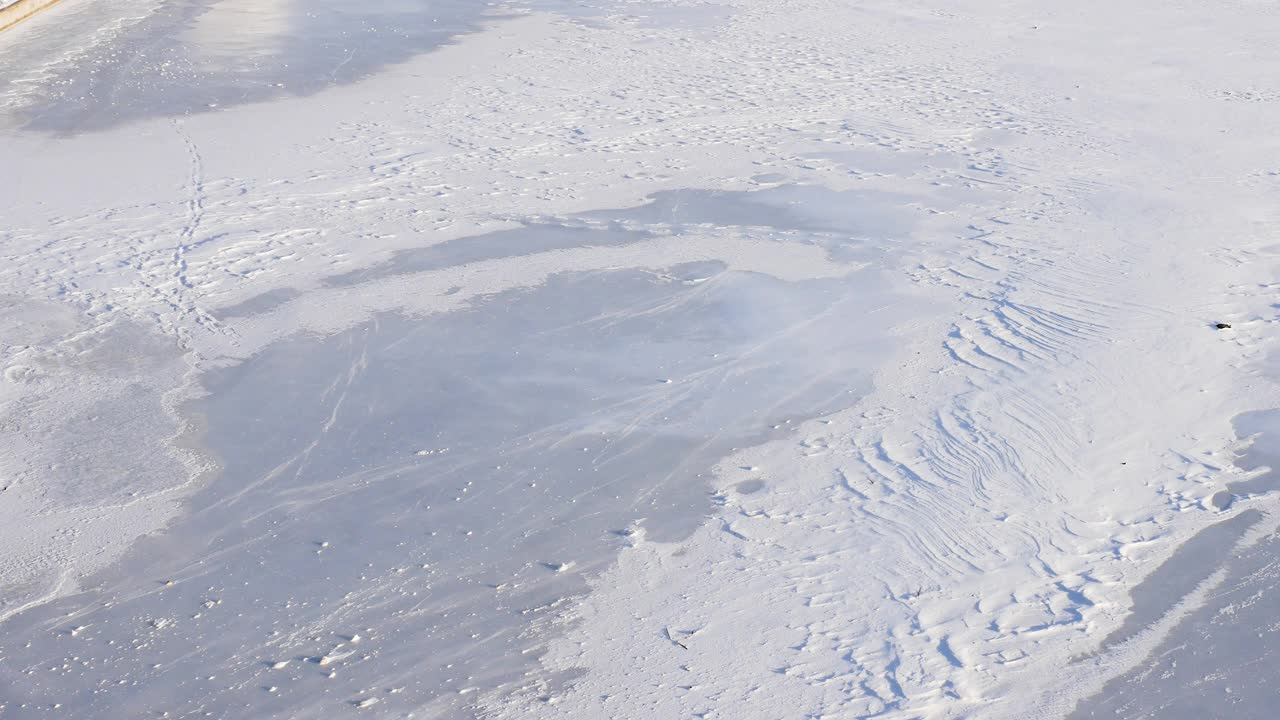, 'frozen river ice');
3,0,1280,717
1069,410,1280,719
1,1,942,712
0,0,496,132
0,189,919,716
0,0,731,132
